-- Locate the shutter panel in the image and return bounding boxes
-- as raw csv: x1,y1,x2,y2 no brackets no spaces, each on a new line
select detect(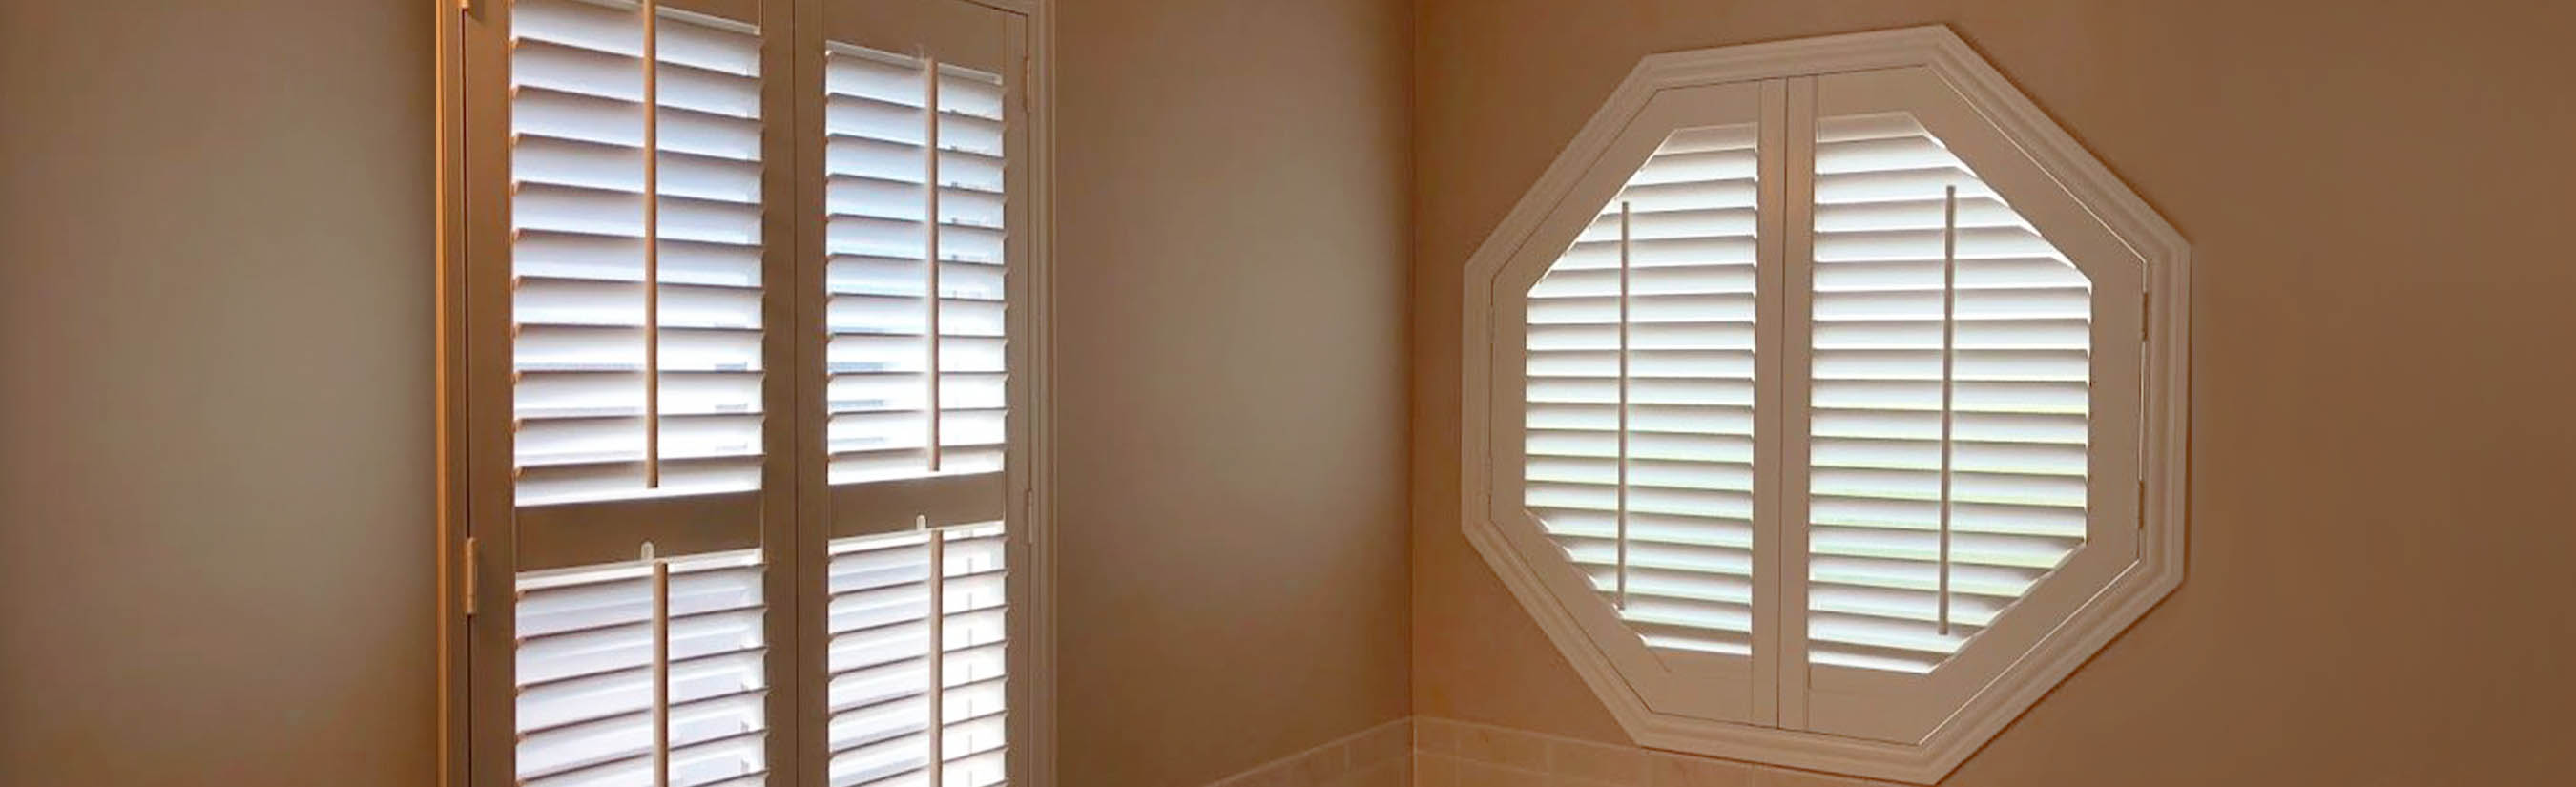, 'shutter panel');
512,0,768,507
1803,112,2090,674
1525,122,1762,656
822,47,1010,487
824,525,1009,787
506,2,777,783
515,549,769,787
821,40,1014,787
